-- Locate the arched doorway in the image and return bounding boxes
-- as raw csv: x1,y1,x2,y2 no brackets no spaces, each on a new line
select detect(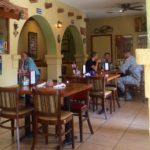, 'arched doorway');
18,15,56,56
18,15,56,80
61,25,84,75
